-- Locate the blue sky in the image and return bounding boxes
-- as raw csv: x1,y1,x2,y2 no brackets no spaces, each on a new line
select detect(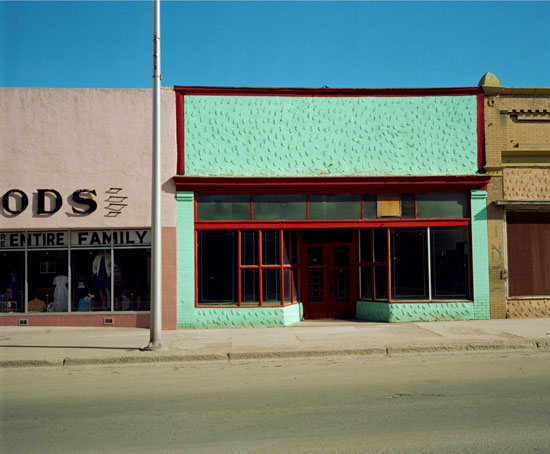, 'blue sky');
1,1,549,89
